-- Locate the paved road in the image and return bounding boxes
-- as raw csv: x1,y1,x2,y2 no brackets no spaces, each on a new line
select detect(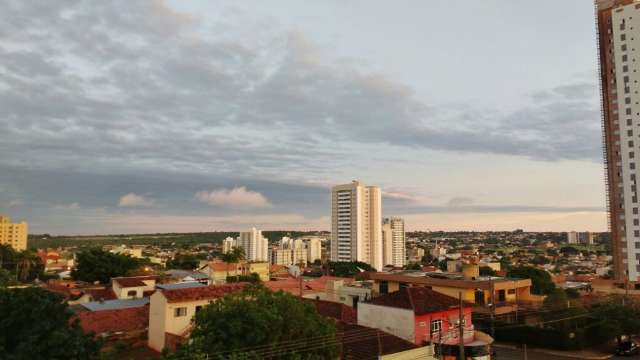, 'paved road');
495,347,631,360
